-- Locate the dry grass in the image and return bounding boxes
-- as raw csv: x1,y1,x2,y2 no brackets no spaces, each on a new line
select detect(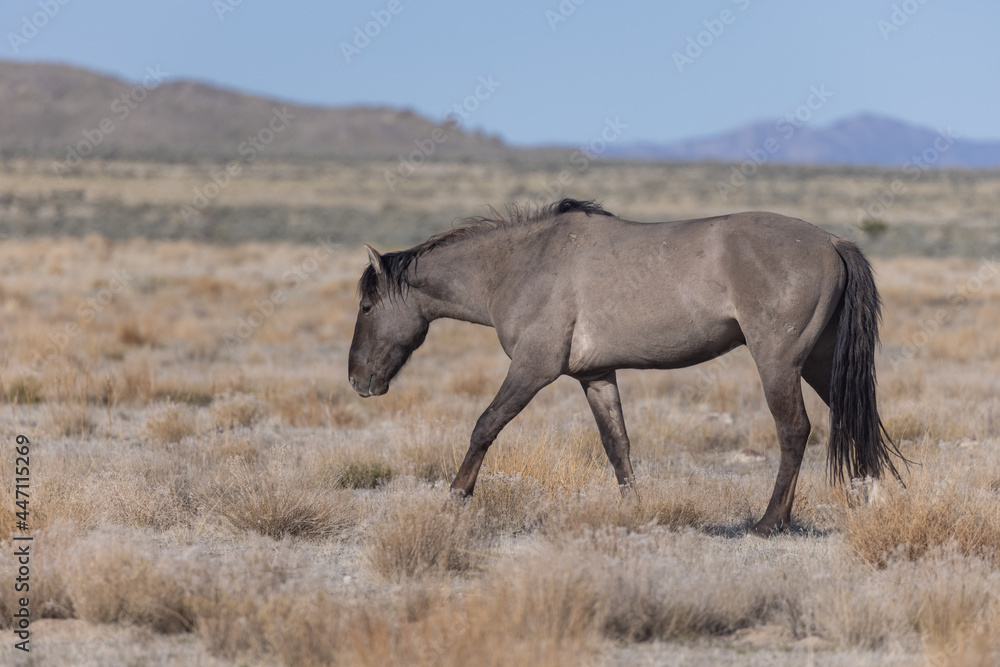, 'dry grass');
843,466,1000,567
0,526,197,633
95,471,186,530
115,320,150,347
47,401,96,437
546,483,707,537
471,471,545,532
142,402,198,445
66,538,196,633
913,555,999,660
366,488,491,580
337,458,394,489
213,456,358,539
3,373,43,404
209,391,268,429
1,235,999,665
480,428,610,493
5,157,1000,256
